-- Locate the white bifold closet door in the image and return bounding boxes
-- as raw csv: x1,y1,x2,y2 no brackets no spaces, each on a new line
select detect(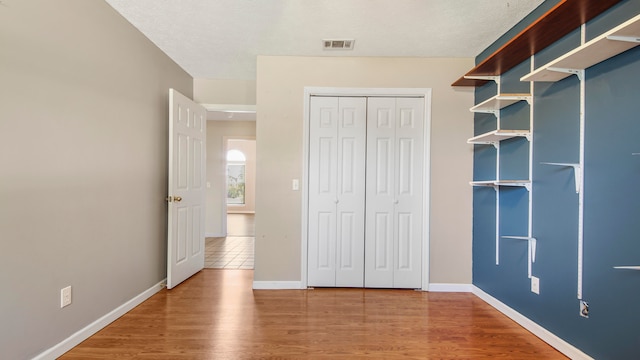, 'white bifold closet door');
365,97,424,288
307,96,424,289
308,96,367,287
